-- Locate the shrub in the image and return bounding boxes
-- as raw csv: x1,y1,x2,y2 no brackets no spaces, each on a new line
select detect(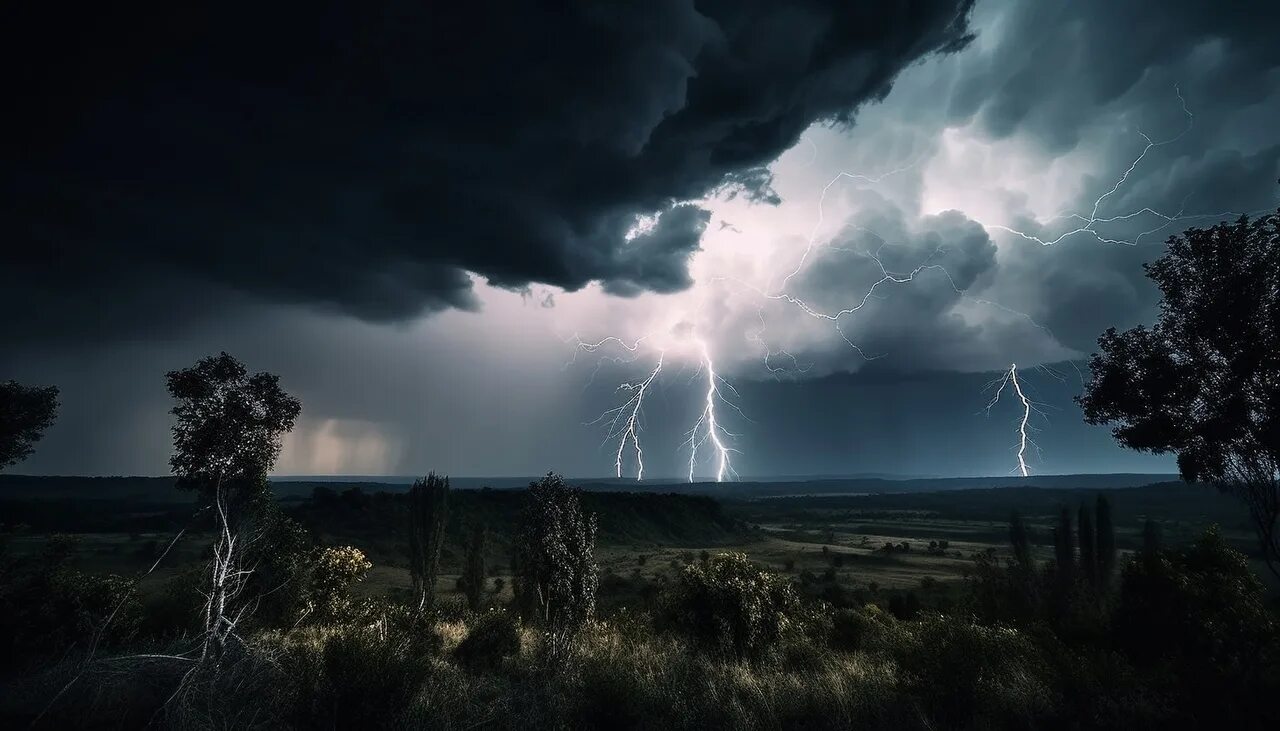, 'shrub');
273,622,435,728
1111,527,1280,726
659,552,802,659
892,614,1057,728
454,610,521,671
306,545,372,622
